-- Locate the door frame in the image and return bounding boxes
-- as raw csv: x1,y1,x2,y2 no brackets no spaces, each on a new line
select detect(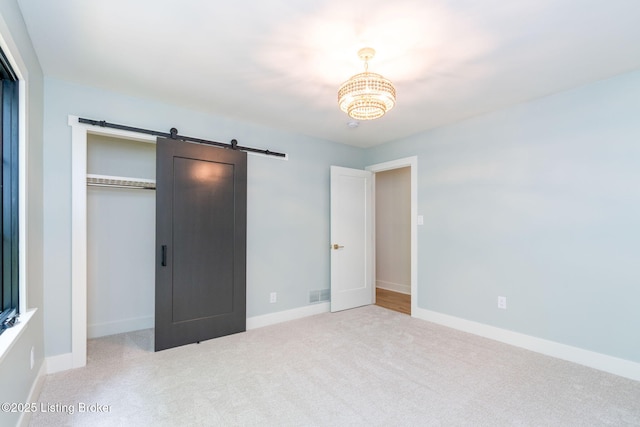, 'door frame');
366,156,418,315
70,115,157,368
